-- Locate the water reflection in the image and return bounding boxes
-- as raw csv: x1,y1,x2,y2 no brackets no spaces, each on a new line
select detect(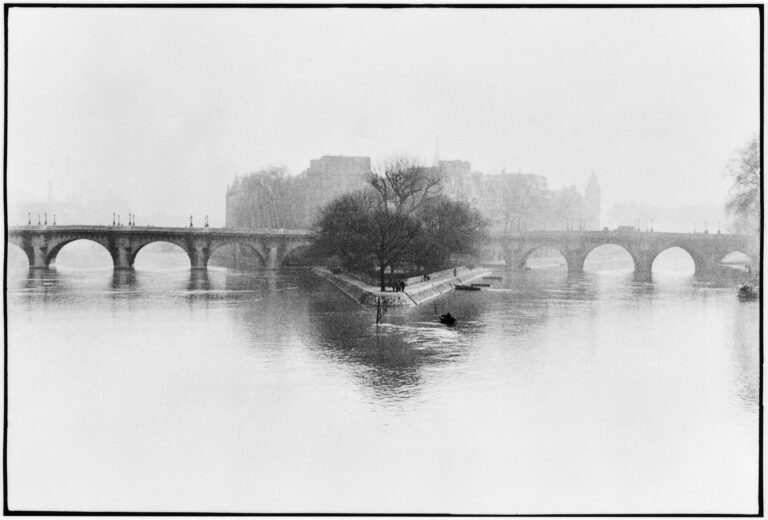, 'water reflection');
5,256,761,513
730,298,760,410
187,270,211,292
302,298,444,401
111,270,136,290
